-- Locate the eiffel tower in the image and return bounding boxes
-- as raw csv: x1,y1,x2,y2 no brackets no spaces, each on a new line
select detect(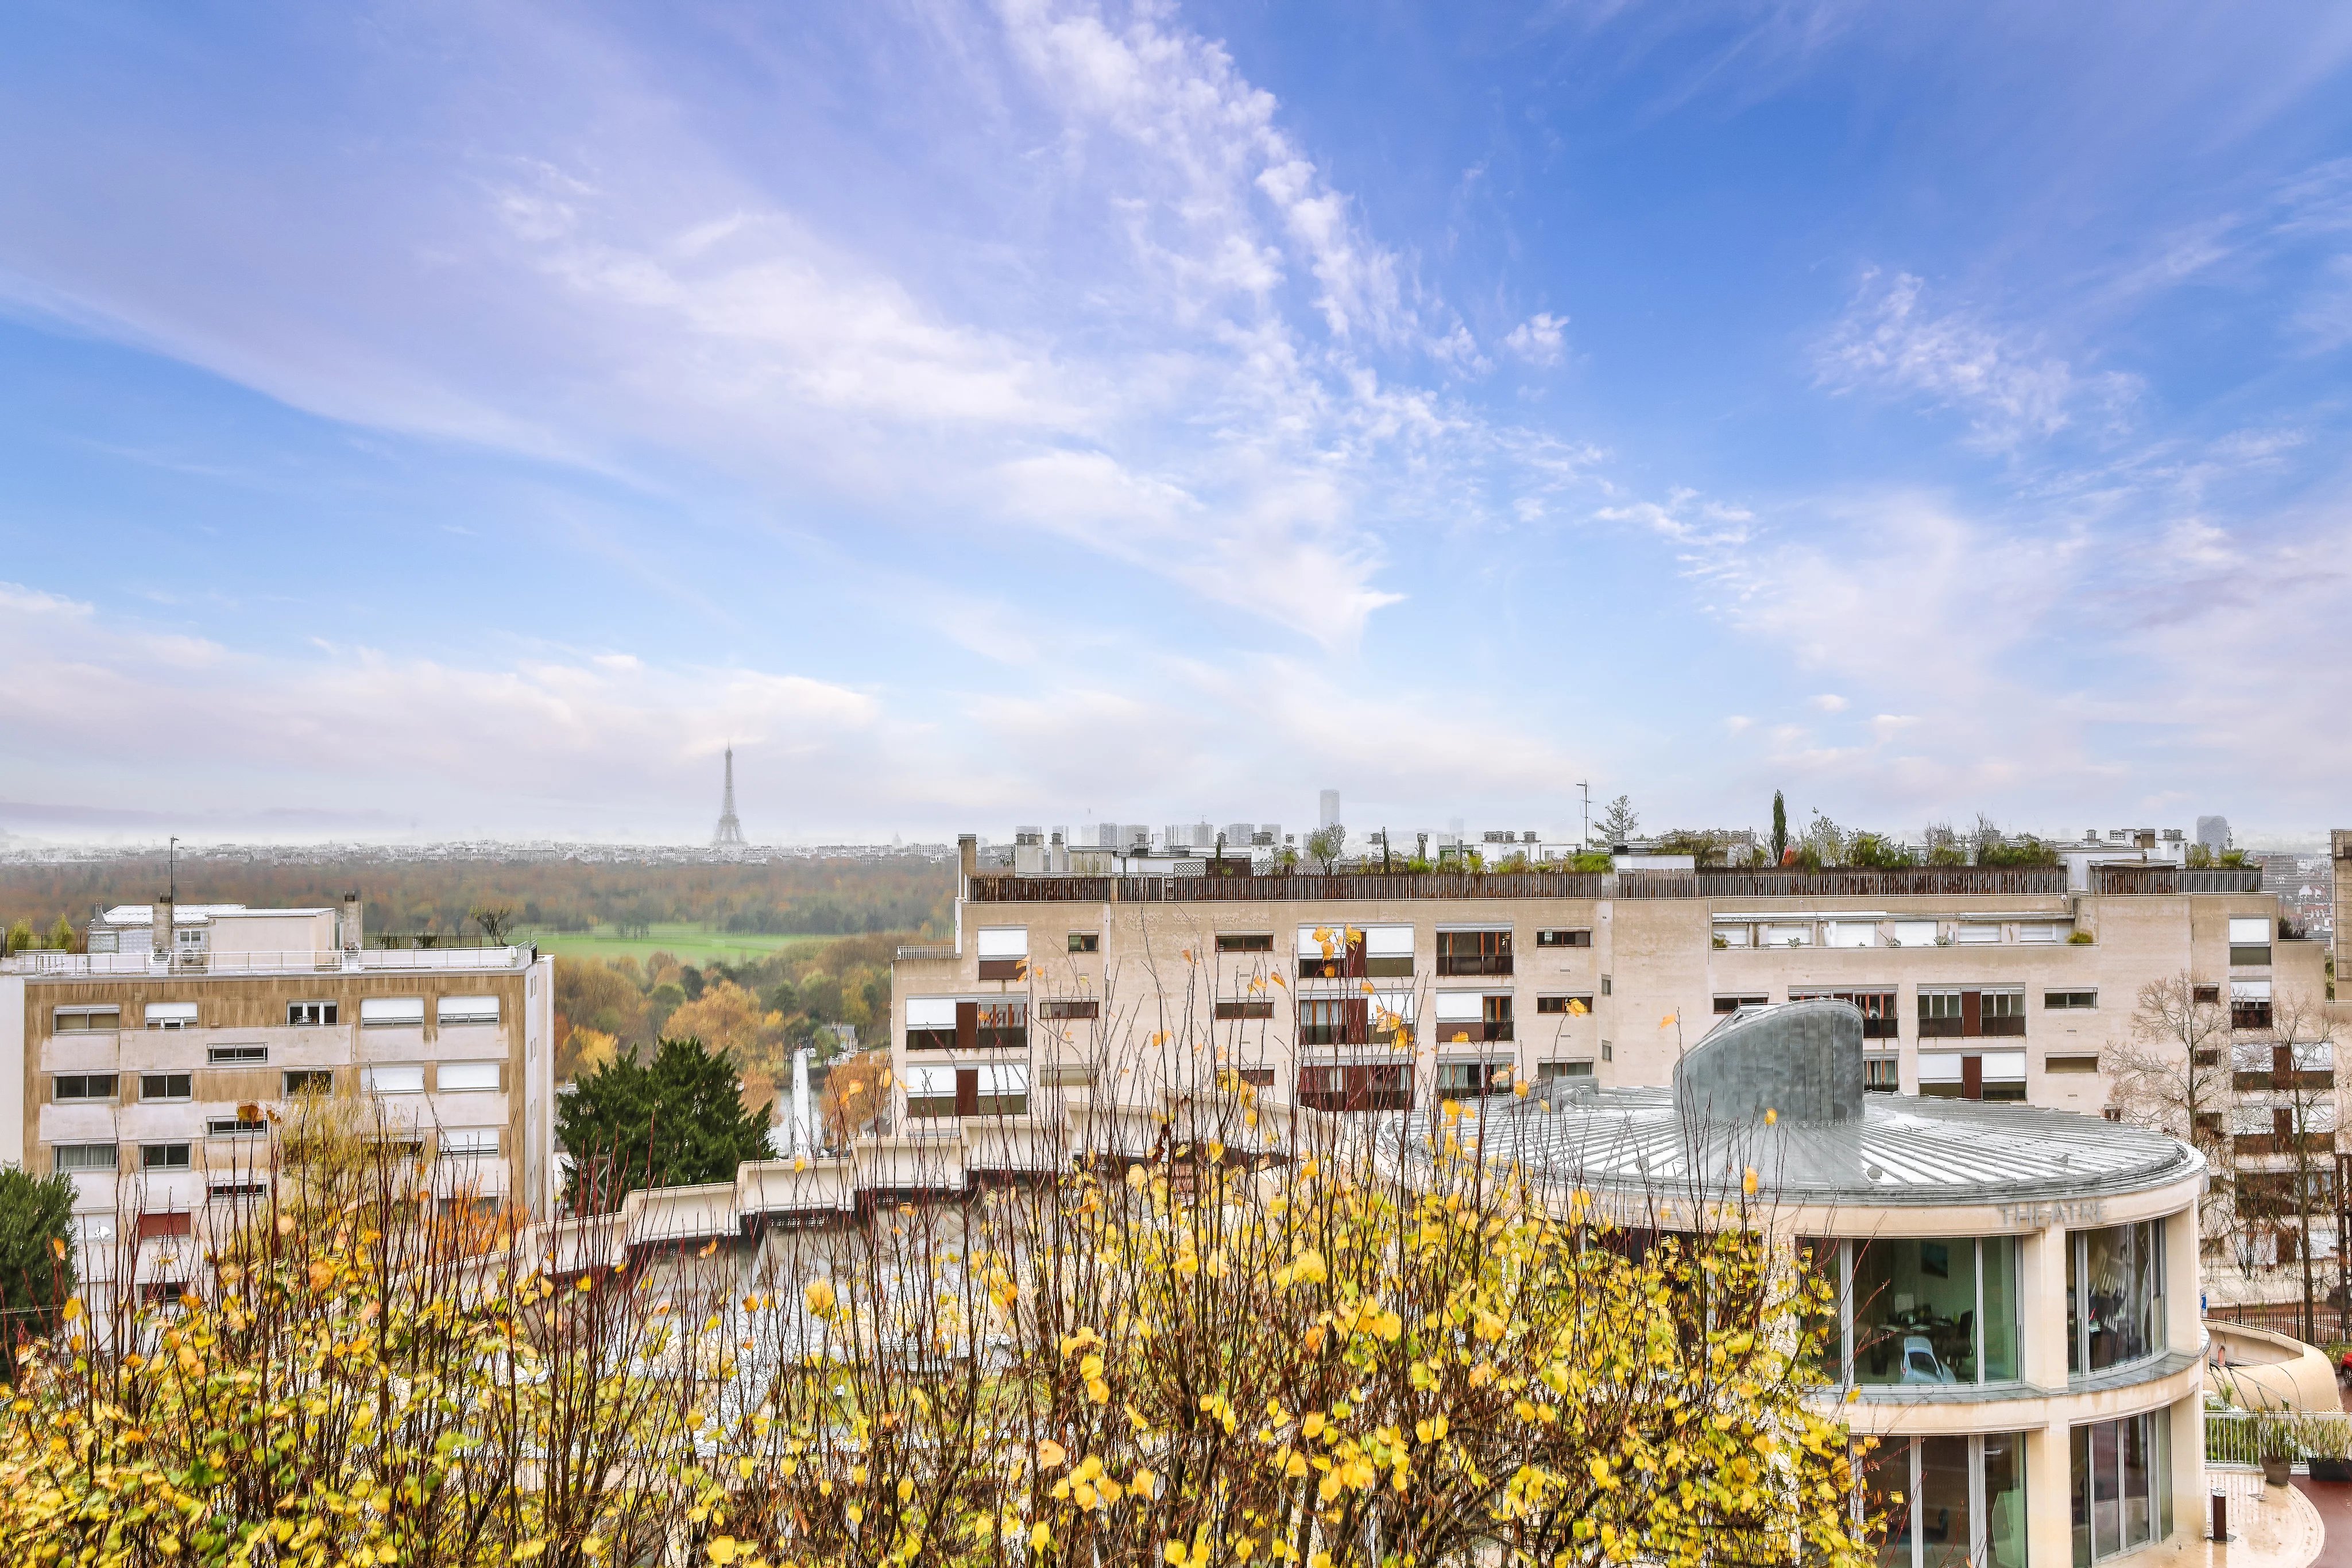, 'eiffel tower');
712,746,746,850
